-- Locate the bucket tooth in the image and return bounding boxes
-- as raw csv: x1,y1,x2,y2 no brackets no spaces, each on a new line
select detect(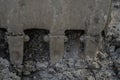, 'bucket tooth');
7,35,24,65
50,35,64,63
85,36,99,58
